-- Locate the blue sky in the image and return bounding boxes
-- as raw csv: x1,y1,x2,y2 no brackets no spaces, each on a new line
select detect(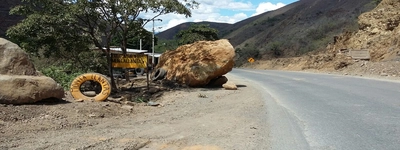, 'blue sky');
143,0,298,32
